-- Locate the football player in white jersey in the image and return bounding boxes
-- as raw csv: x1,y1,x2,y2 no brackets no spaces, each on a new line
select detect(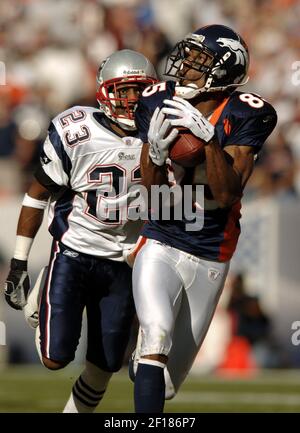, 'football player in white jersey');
3,49,157,413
